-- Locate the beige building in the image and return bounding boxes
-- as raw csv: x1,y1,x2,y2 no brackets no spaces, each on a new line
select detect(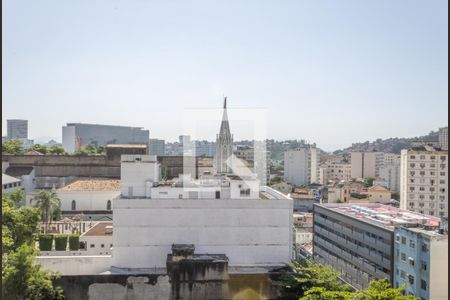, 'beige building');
319,162,351,184
367,185,391,204
284,145,320,186
350,151,384,179
439,127,448,151
400,145,448,219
